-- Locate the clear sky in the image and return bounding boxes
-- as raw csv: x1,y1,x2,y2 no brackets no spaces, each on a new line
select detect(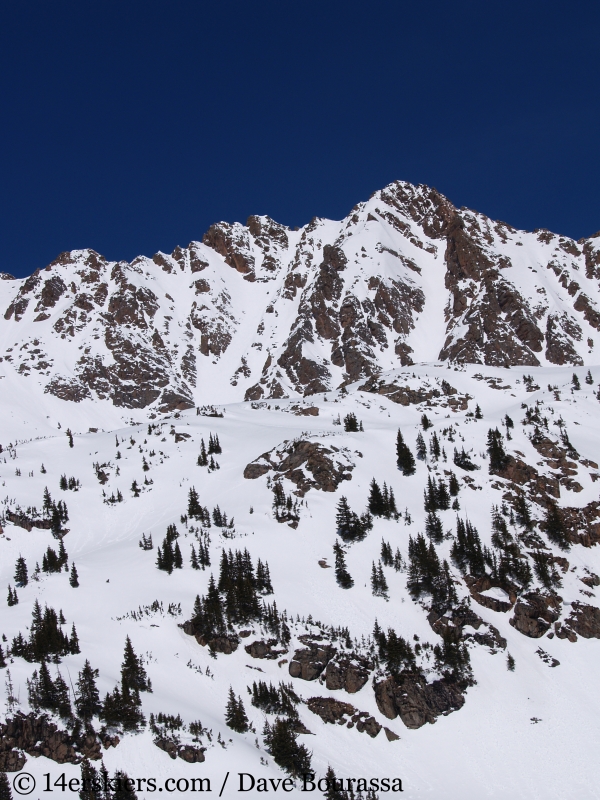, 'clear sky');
1,0,599,278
